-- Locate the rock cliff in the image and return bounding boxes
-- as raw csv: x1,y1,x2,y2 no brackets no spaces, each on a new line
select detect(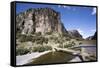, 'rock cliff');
16,8,67,35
